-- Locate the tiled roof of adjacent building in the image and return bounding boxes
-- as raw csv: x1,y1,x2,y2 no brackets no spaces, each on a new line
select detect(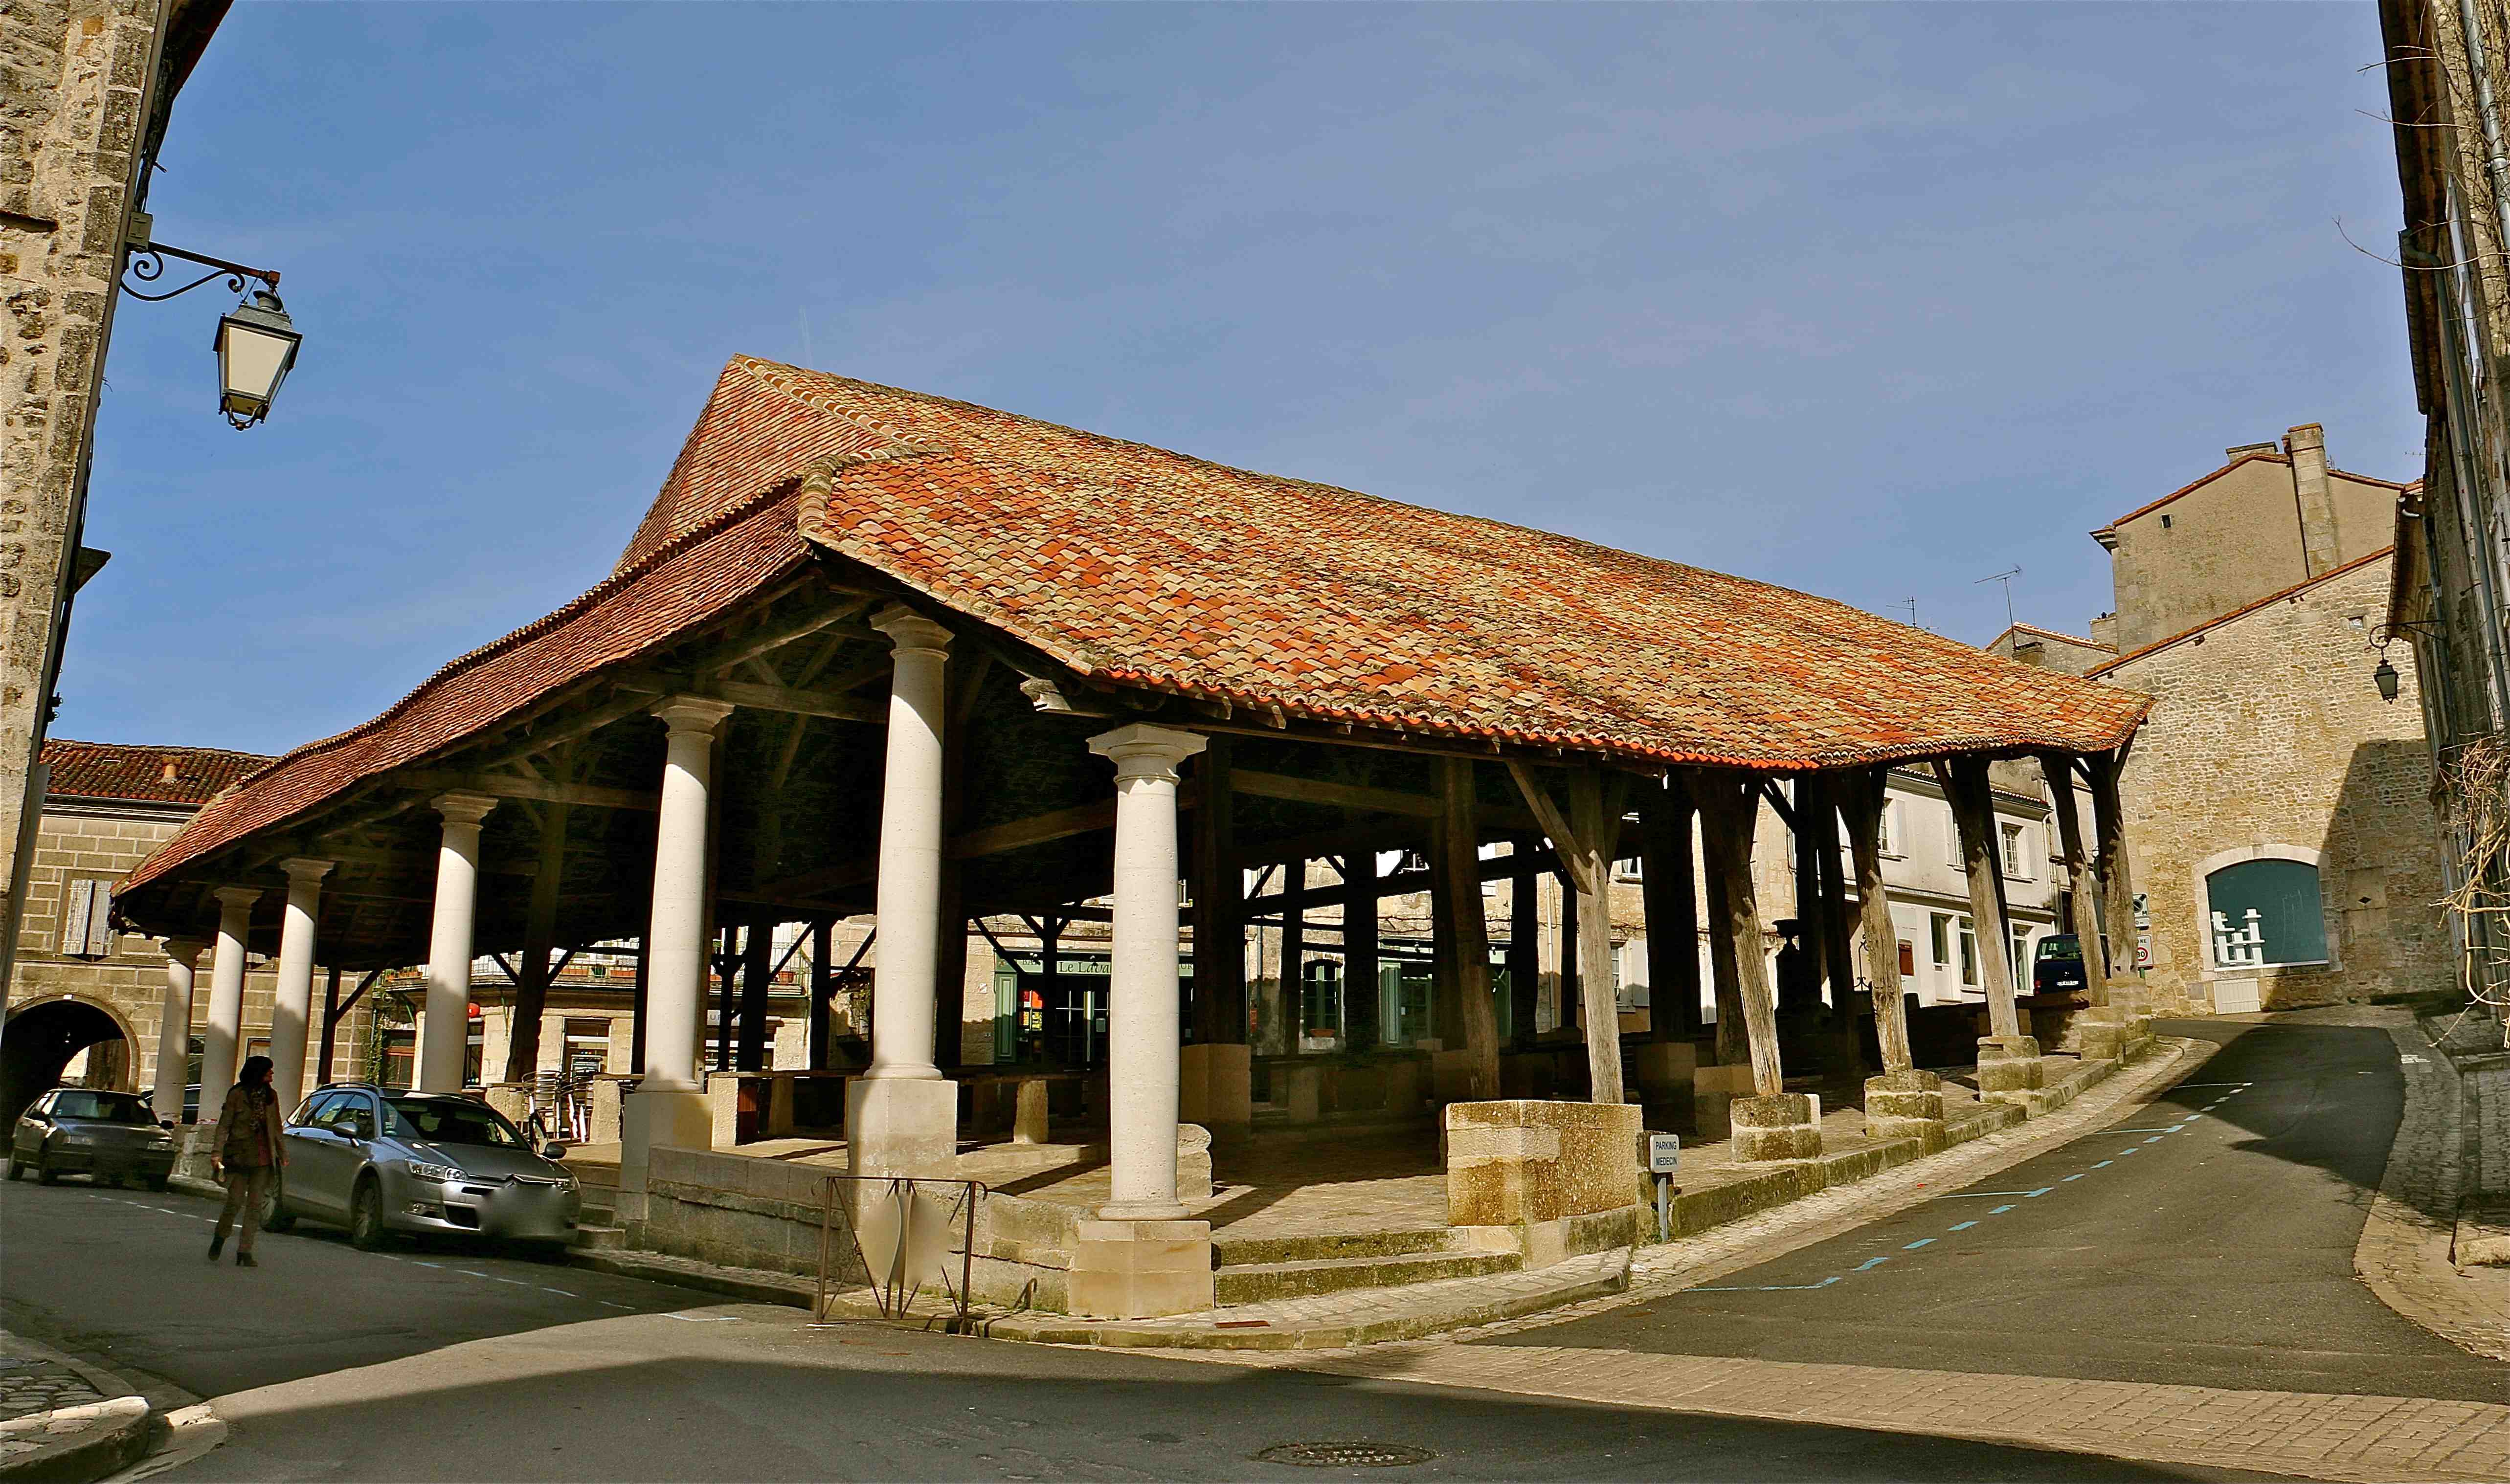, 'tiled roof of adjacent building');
2085,547,2396,679
40,739,272,807
126,356,2149,891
